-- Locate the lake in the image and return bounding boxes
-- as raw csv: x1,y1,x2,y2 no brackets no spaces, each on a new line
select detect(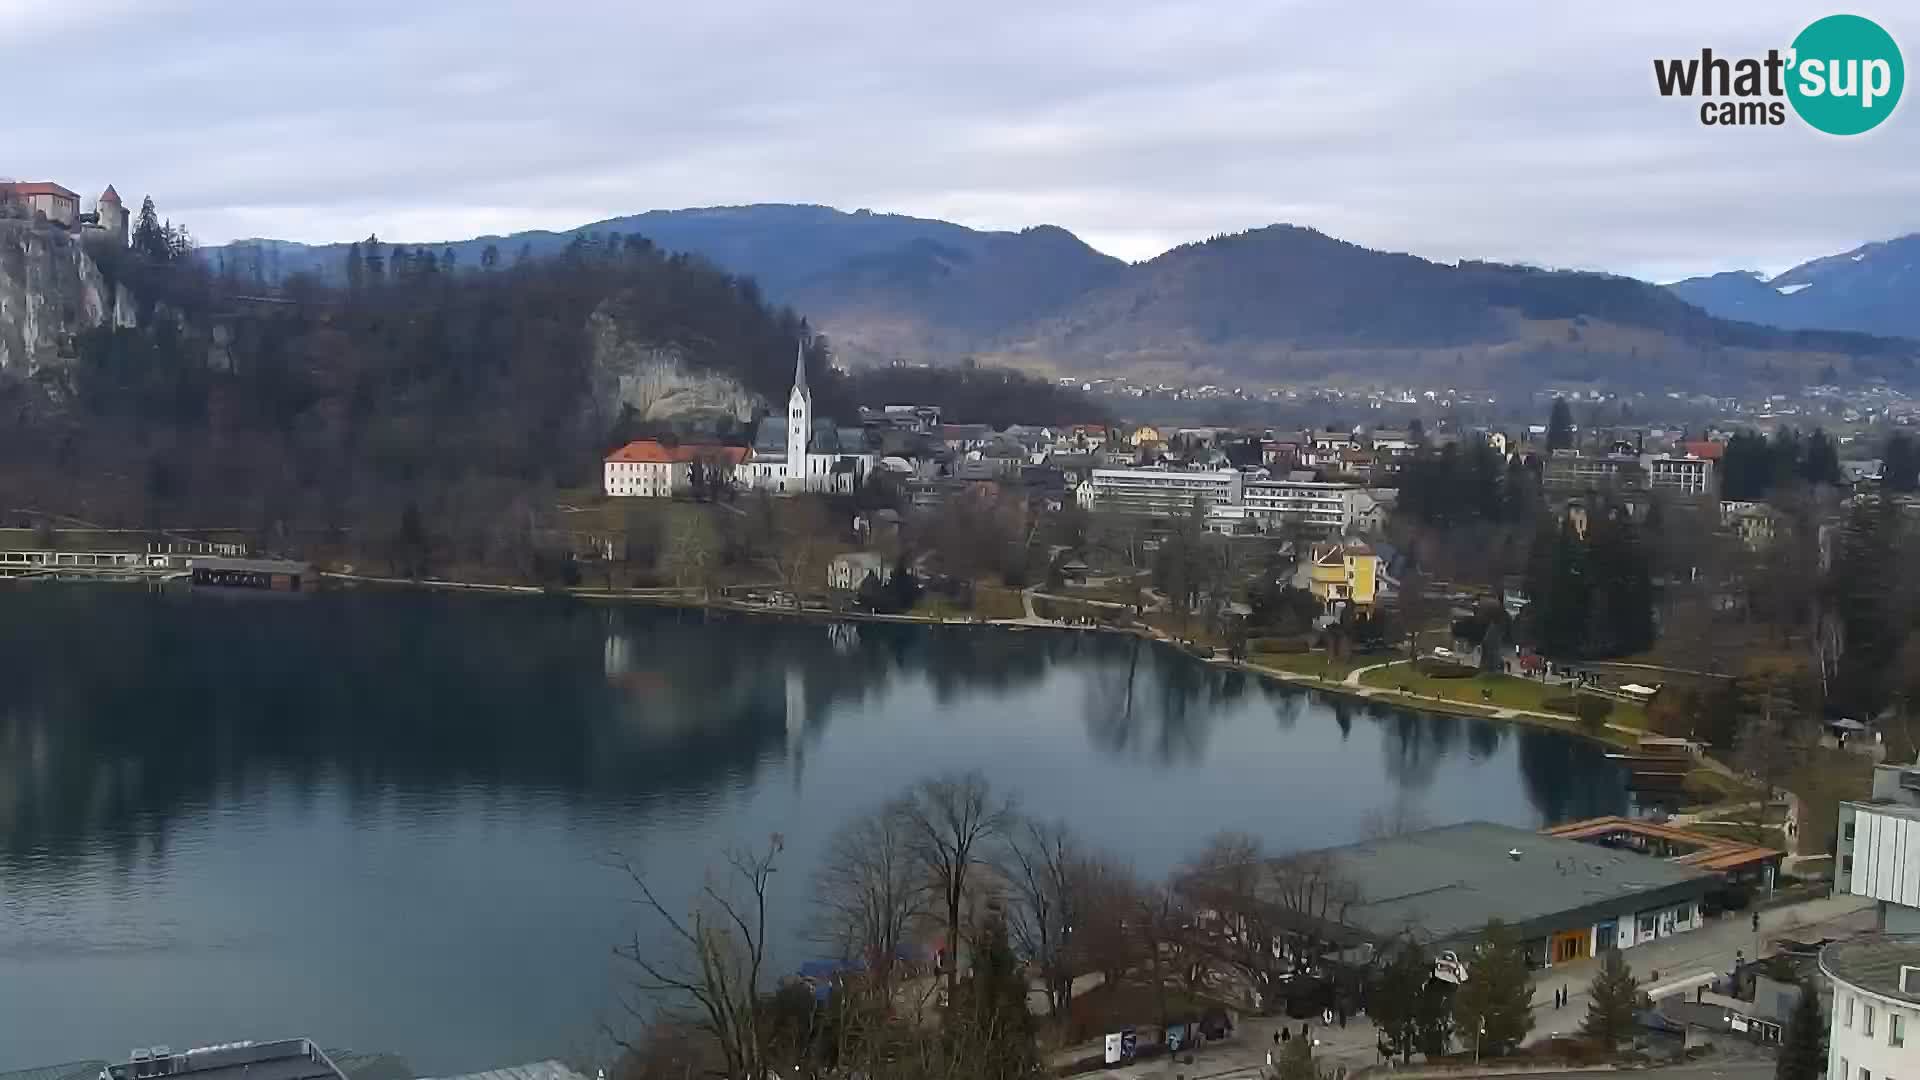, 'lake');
0,587,1631,1072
